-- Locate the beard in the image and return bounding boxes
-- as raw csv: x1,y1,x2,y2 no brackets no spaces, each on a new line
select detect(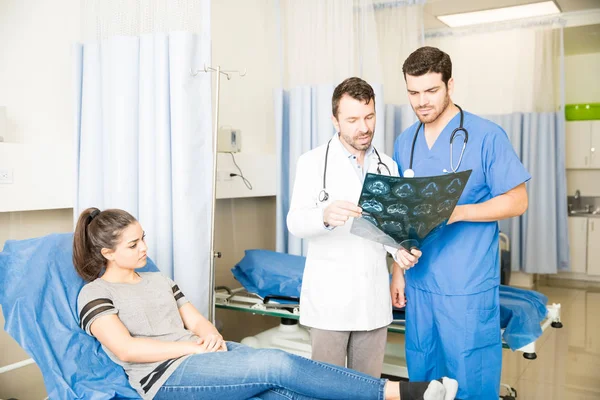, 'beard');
341,130,374,151
415,94,450,124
